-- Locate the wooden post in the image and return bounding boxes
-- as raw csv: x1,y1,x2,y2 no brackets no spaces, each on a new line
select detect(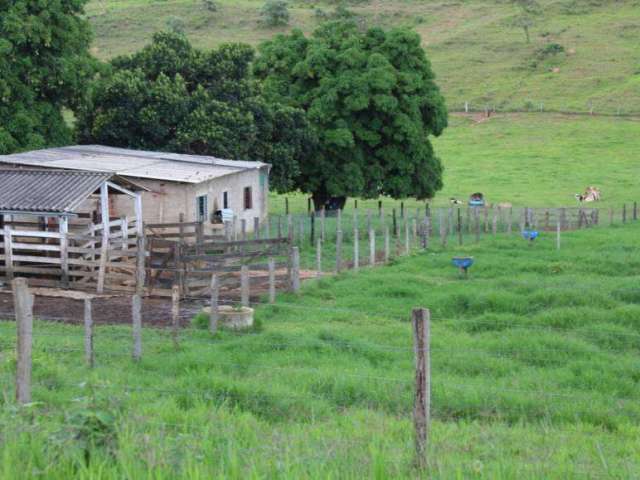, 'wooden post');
136,235,146,296
474,208,480,243
134,194,144,237
254,217,260,240
337,208,342,234
241,265,250,307
59,216,69,288
353,227,359,271
491,208,498,236
320,207,326,243
392,208,398,237
84,298,94,368
336,229,343,273
299,216,305,245
285,197,289,215
622,204,627,223
132,294,142,361
457,208,463,246
369,228,375,266
412,308,430,471
287,214,294,243
268,258,276,304
634,202,638,221
97,183,110,294
210,274,219,333
483,206,489,233
384,226,390,263
405,220,410,255
291,247,300,293
277,215,282,239
507,208,513,235
3,225,14,281
241,219,247,241
14,278,33,405
310,212,315,246
556,213,561,251
316,238,322,277
171,285,180,350
439,210,447,248
400,202,405,219
412,218,418,245
366,209,372,233
195,221,204,253
378,200,383,219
